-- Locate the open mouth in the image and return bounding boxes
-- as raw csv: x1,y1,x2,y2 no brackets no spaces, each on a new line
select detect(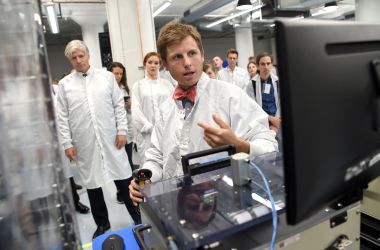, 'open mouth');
183,71,195,78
